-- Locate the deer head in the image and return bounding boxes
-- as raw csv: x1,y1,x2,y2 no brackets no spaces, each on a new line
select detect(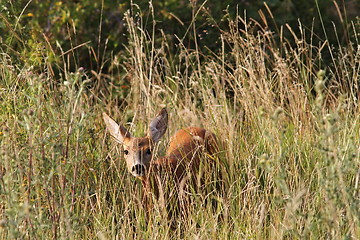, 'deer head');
103,109,168,178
